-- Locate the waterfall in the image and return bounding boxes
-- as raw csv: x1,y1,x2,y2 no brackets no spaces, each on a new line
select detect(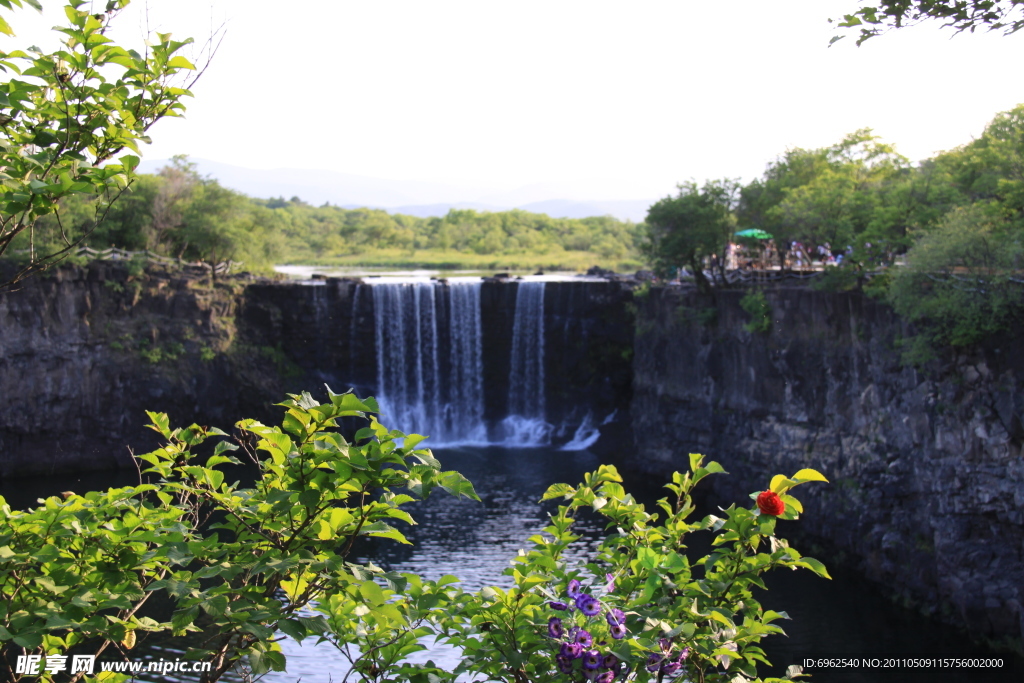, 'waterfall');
503,281,549,445
371,281,486,446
